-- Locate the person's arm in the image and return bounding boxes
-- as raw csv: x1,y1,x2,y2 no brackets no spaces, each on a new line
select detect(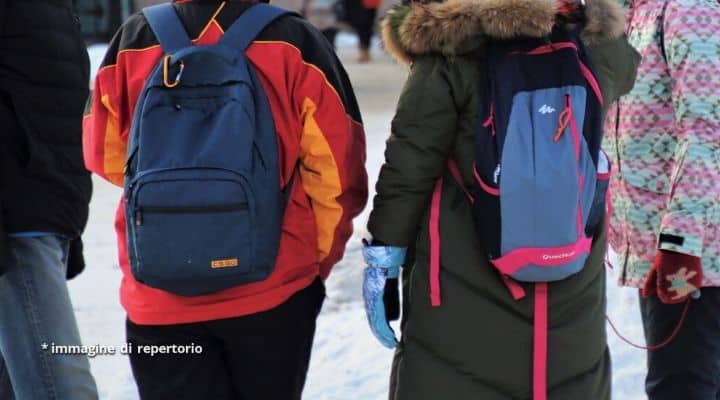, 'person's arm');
585,37,640,107
82,38,127,187
367,56,465,246
641,0,720,303
581,0,640,105
363,55,466,348
656,1,720,259
293,36,368,279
